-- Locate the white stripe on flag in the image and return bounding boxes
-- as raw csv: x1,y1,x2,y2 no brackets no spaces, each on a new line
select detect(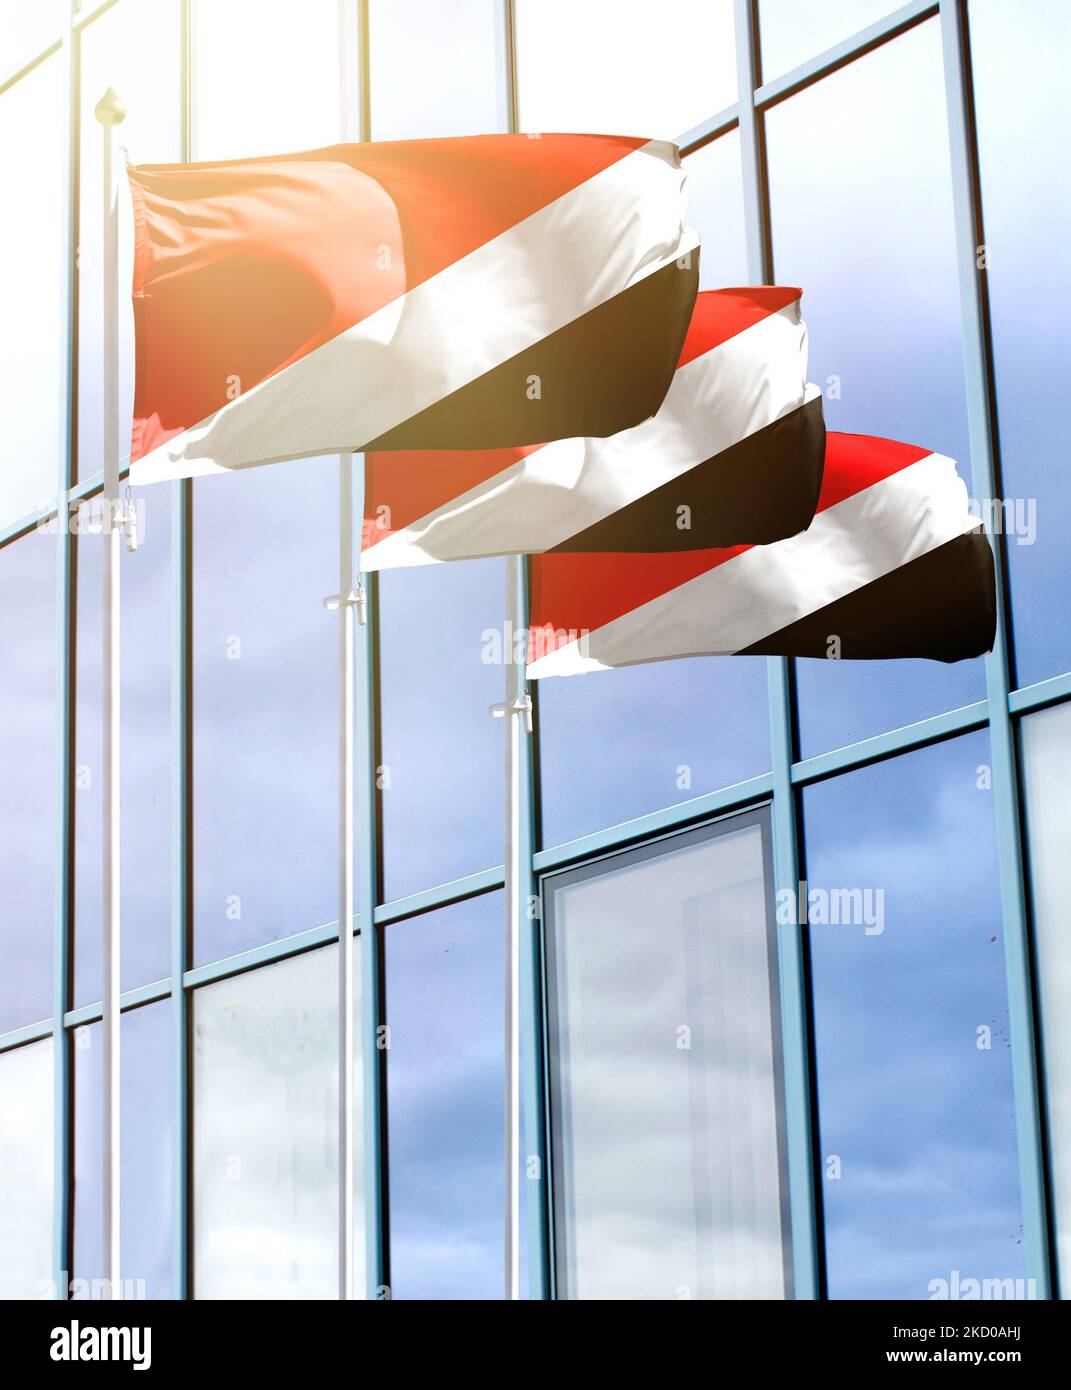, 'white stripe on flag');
360,302,812,570
527,453,972,678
